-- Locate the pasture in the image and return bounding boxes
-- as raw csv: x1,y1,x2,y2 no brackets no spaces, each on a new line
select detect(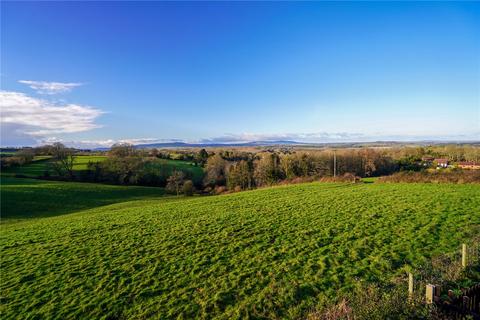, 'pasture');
148,159,204,184
1,181,479,319
1,156,203,183
1,155,106,177
1,176,165,221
